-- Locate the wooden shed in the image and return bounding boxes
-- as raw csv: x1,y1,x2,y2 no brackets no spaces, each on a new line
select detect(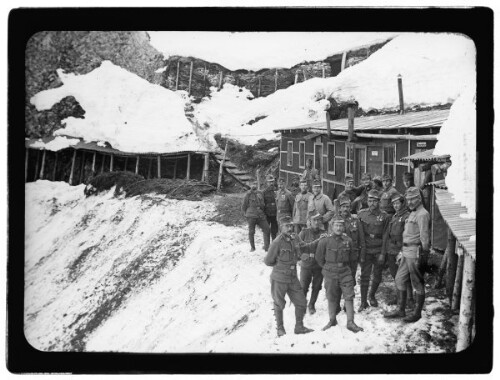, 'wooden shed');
273,108,450,200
